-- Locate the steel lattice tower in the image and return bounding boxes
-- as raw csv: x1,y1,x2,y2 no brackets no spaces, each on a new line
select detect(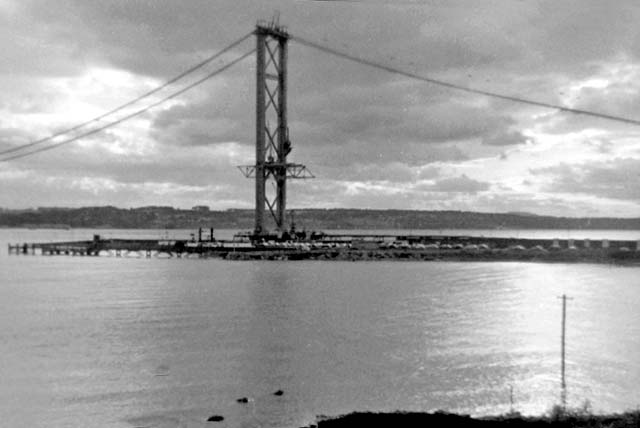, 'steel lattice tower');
239,20,312,236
